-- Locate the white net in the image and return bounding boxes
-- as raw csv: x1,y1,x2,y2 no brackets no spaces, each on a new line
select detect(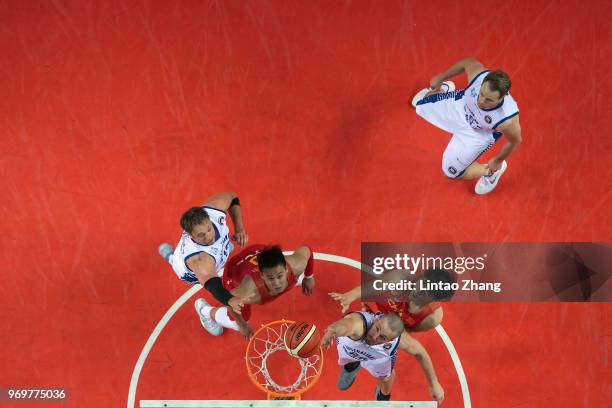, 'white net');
246,320,323,397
